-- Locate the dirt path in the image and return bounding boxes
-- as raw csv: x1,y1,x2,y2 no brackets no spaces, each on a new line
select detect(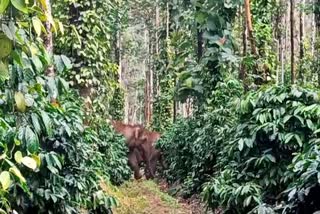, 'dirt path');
102,180,204,214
